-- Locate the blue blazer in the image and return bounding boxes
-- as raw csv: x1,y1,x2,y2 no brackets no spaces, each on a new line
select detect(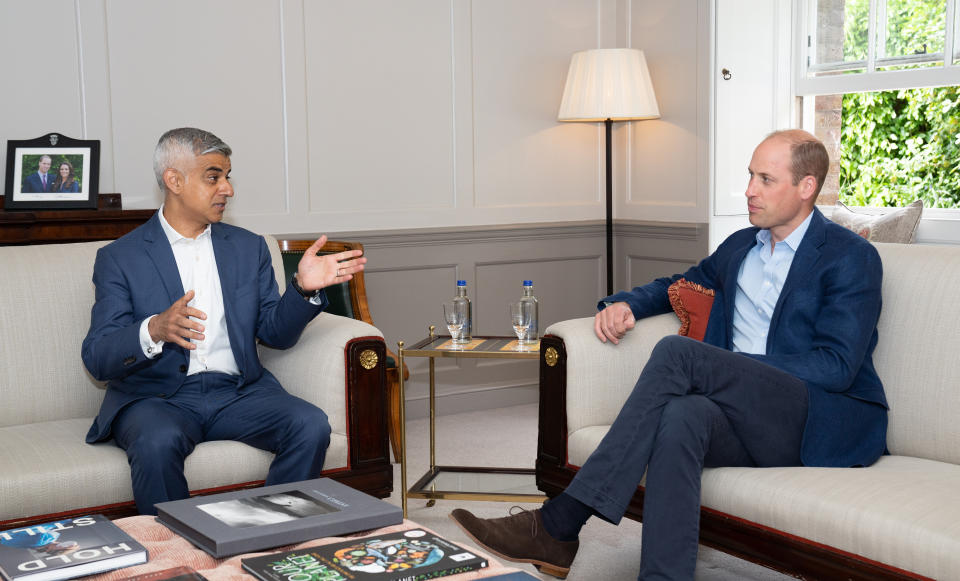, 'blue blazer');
22,172,52,193
604,208,887,468
53,180,80,193
81,212,328,443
